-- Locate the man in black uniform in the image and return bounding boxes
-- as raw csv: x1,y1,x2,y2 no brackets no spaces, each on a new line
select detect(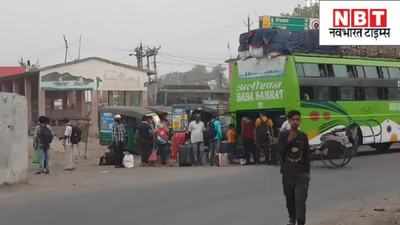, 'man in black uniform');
279,110,310,225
